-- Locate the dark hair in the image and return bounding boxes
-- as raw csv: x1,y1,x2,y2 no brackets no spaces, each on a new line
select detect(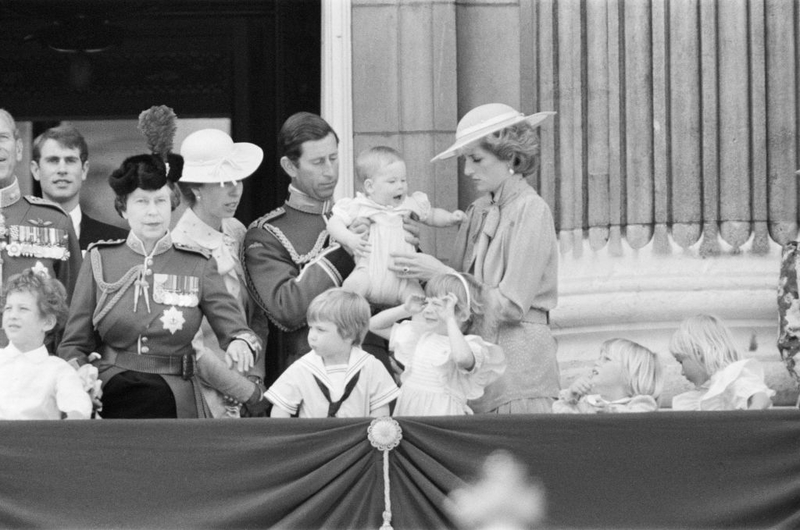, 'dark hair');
32,123,88,163
109,153,183,216
1,269,69,340
176,181,201,208
278,112,338,168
